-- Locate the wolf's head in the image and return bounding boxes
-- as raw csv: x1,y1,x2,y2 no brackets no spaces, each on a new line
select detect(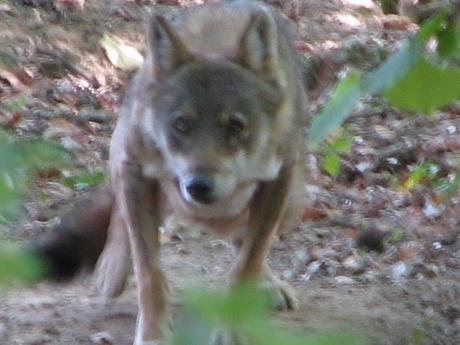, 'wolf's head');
141,8,287,207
